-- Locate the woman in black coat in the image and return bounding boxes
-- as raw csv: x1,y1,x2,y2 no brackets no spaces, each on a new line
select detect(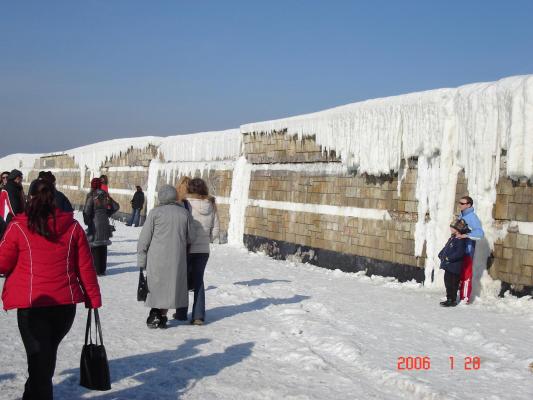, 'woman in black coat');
438,219,469,307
